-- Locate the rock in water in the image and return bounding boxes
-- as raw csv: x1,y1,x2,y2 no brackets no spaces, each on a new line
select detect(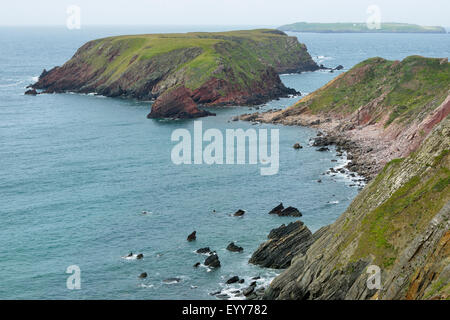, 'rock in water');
139,272,148,279
187,231,197,242
234,209,246,217
279,206,302,217
293,143,303,149
226,276,240,284
196,247,211,254
269,203,284,215
204,253,221,268
243,284,256,296
24,89,38,95
163,278,181,284
249,221,313,269
227,242,244,253
136,254,144,259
